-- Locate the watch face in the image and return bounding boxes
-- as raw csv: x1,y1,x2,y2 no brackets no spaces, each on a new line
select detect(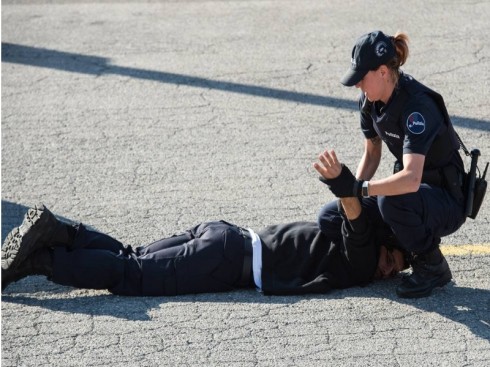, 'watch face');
362,181,369,197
